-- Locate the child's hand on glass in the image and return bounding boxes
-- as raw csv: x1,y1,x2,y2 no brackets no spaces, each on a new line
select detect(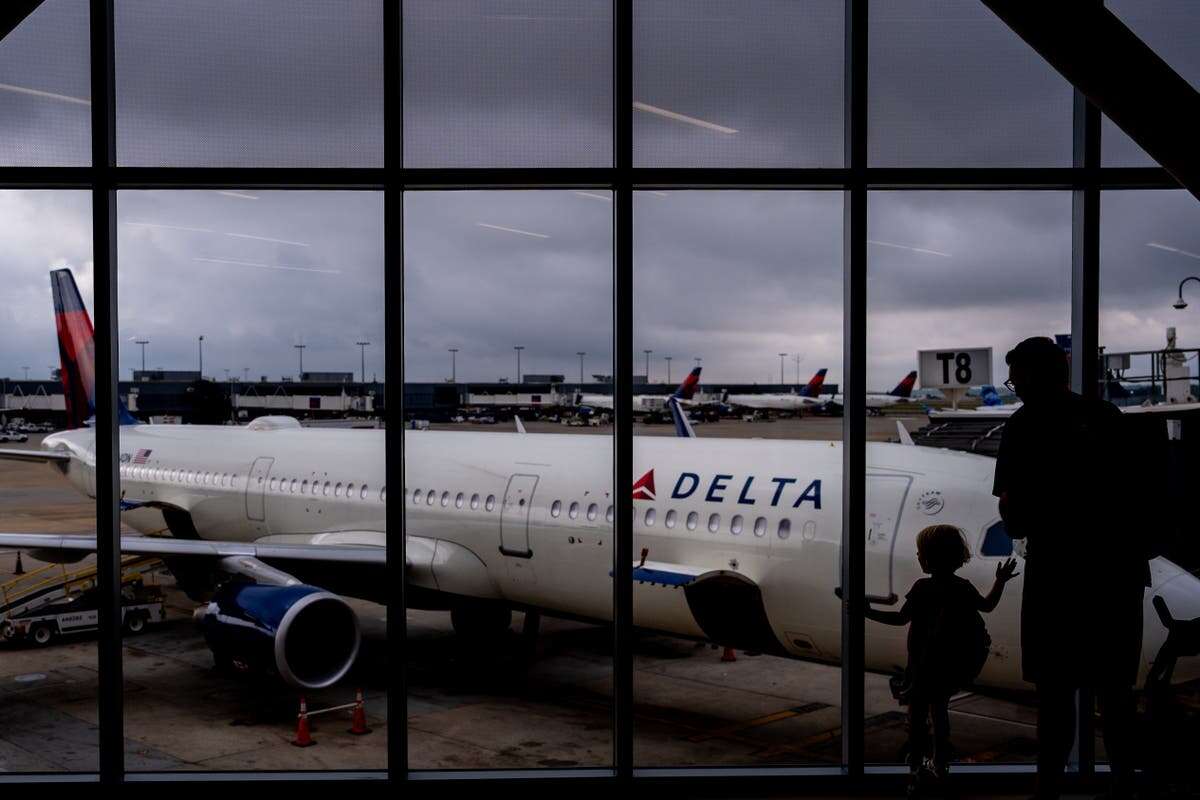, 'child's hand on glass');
995,557,1020,583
